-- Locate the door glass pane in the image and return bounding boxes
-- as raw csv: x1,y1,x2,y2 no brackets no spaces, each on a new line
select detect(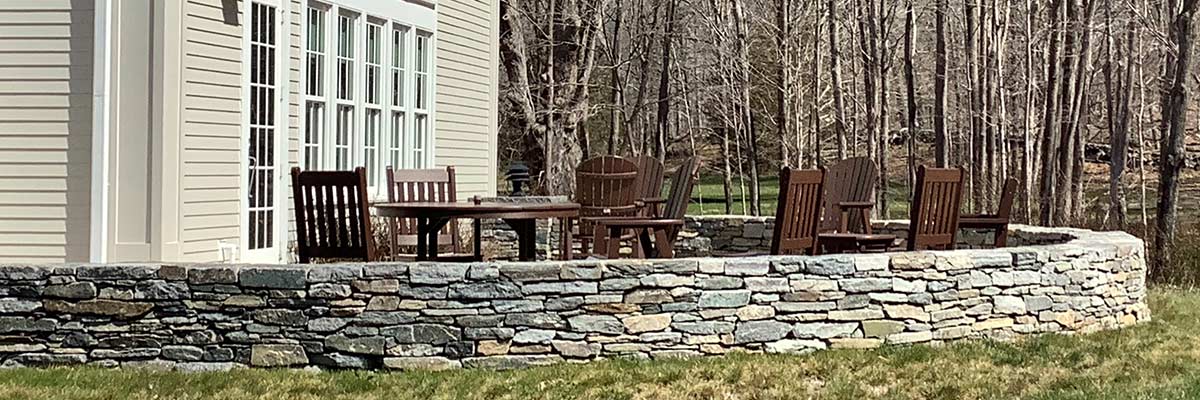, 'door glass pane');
335,105,353,169
248,2,278,251
337,14,355,101
363,109,380,184
304,102,323,169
